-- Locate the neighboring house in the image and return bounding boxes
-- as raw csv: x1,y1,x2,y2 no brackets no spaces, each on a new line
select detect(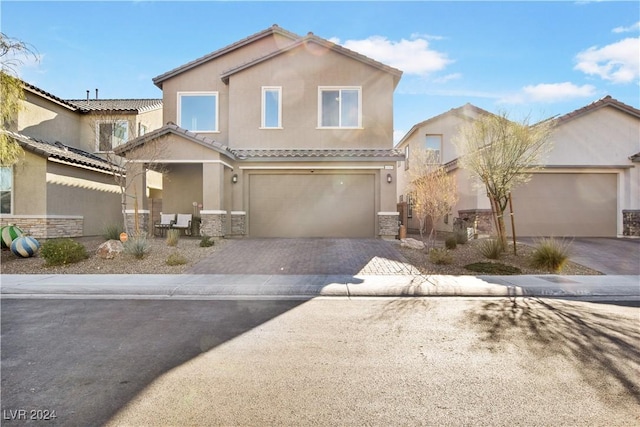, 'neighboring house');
397,96,640,238
0,81,163,238
116,25,404,239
